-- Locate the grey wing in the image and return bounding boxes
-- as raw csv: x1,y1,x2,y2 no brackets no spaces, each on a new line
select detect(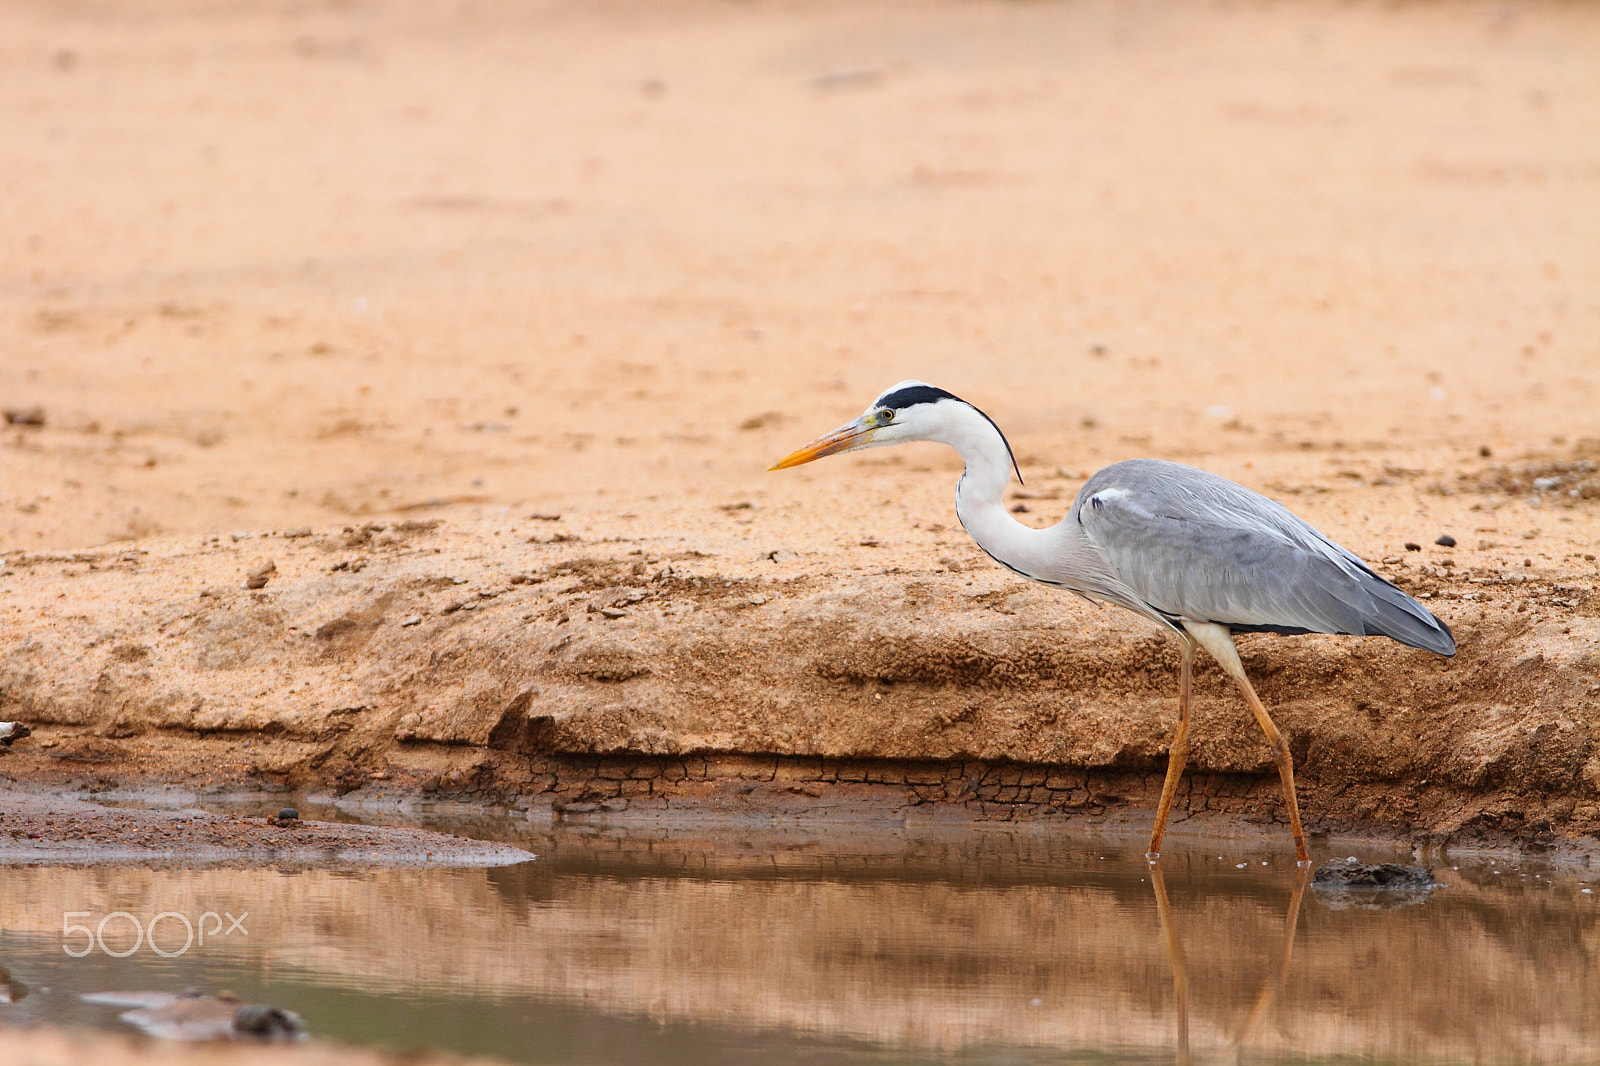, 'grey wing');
1072,460,1455,656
